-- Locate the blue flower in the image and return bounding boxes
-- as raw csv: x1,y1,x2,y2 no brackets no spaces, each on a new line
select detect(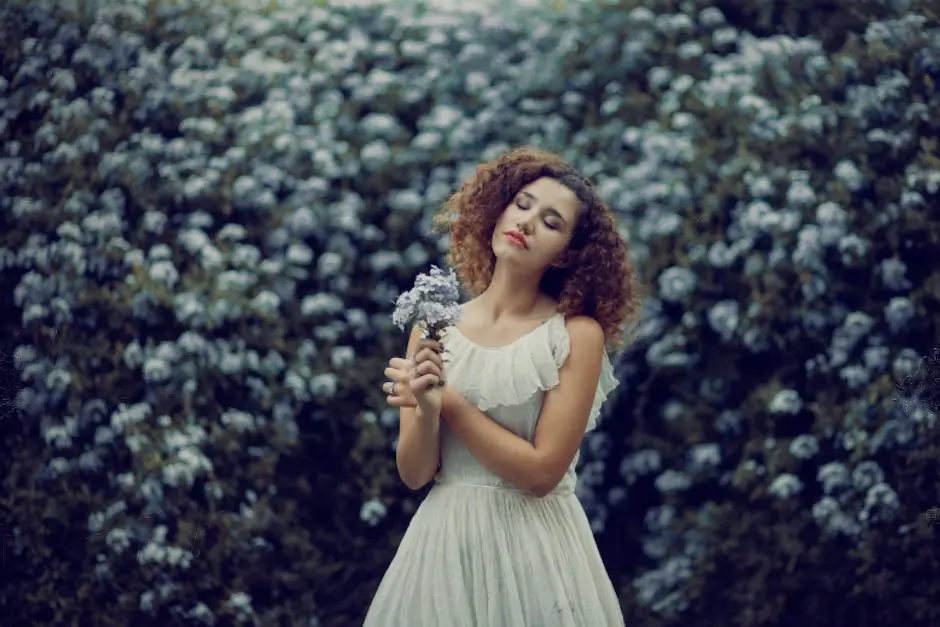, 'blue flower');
359,497,387,527
657,266,697,302
392,265,462,338
768,473,803,499
655,470,692,493
833,160,864,192
391,291,419,330
769,389,802,415
839,365,871,390
687,443,721,474
621,449,663,484
715,410,743,435
789,434,819,460
878,257,913,291
818,462,851,496
707,300,739,342
851,460,885,492
859,482,900,524
812,496,860,537
646,331,698,369
786,178,816,207
884,296,916,334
